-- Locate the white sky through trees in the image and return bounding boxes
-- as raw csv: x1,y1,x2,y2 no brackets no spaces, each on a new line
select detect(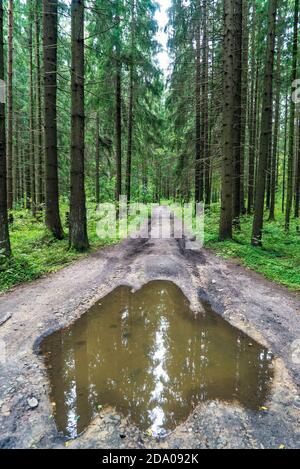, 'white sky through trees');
155,0,171,77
